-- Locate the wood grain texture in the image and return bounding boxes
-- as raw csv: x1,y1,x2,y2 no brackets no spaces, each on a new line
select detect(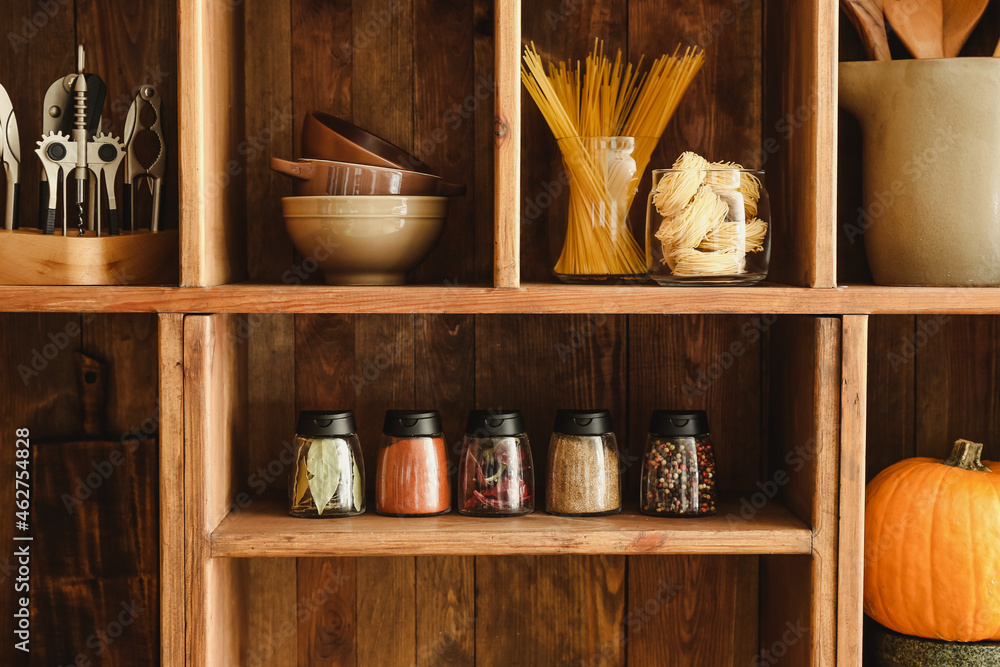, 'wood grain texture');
766,0,837,287
297,557,357,666
357,557,416,666
245,0,295,283
628,555,758,666
412,0,479,285
519,0,627,284
765,317,842,666
293,314,359,666
494,0,520,287
839,315,867,667
158,313,185,667
244,313,297,667
213,500,811,557
32,437,159,666
865,316,915,479
0,230,179,286
17,284,1000,314
476,555,625,666
183,315,248,665
178,0,247,286
760,555,813,667
416,556,474,667
0,313,80,667
915,316,1000,459
82,314,158,435
76,0,179,234
0,0,74,233
474,0,497,286
291,0,352,148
